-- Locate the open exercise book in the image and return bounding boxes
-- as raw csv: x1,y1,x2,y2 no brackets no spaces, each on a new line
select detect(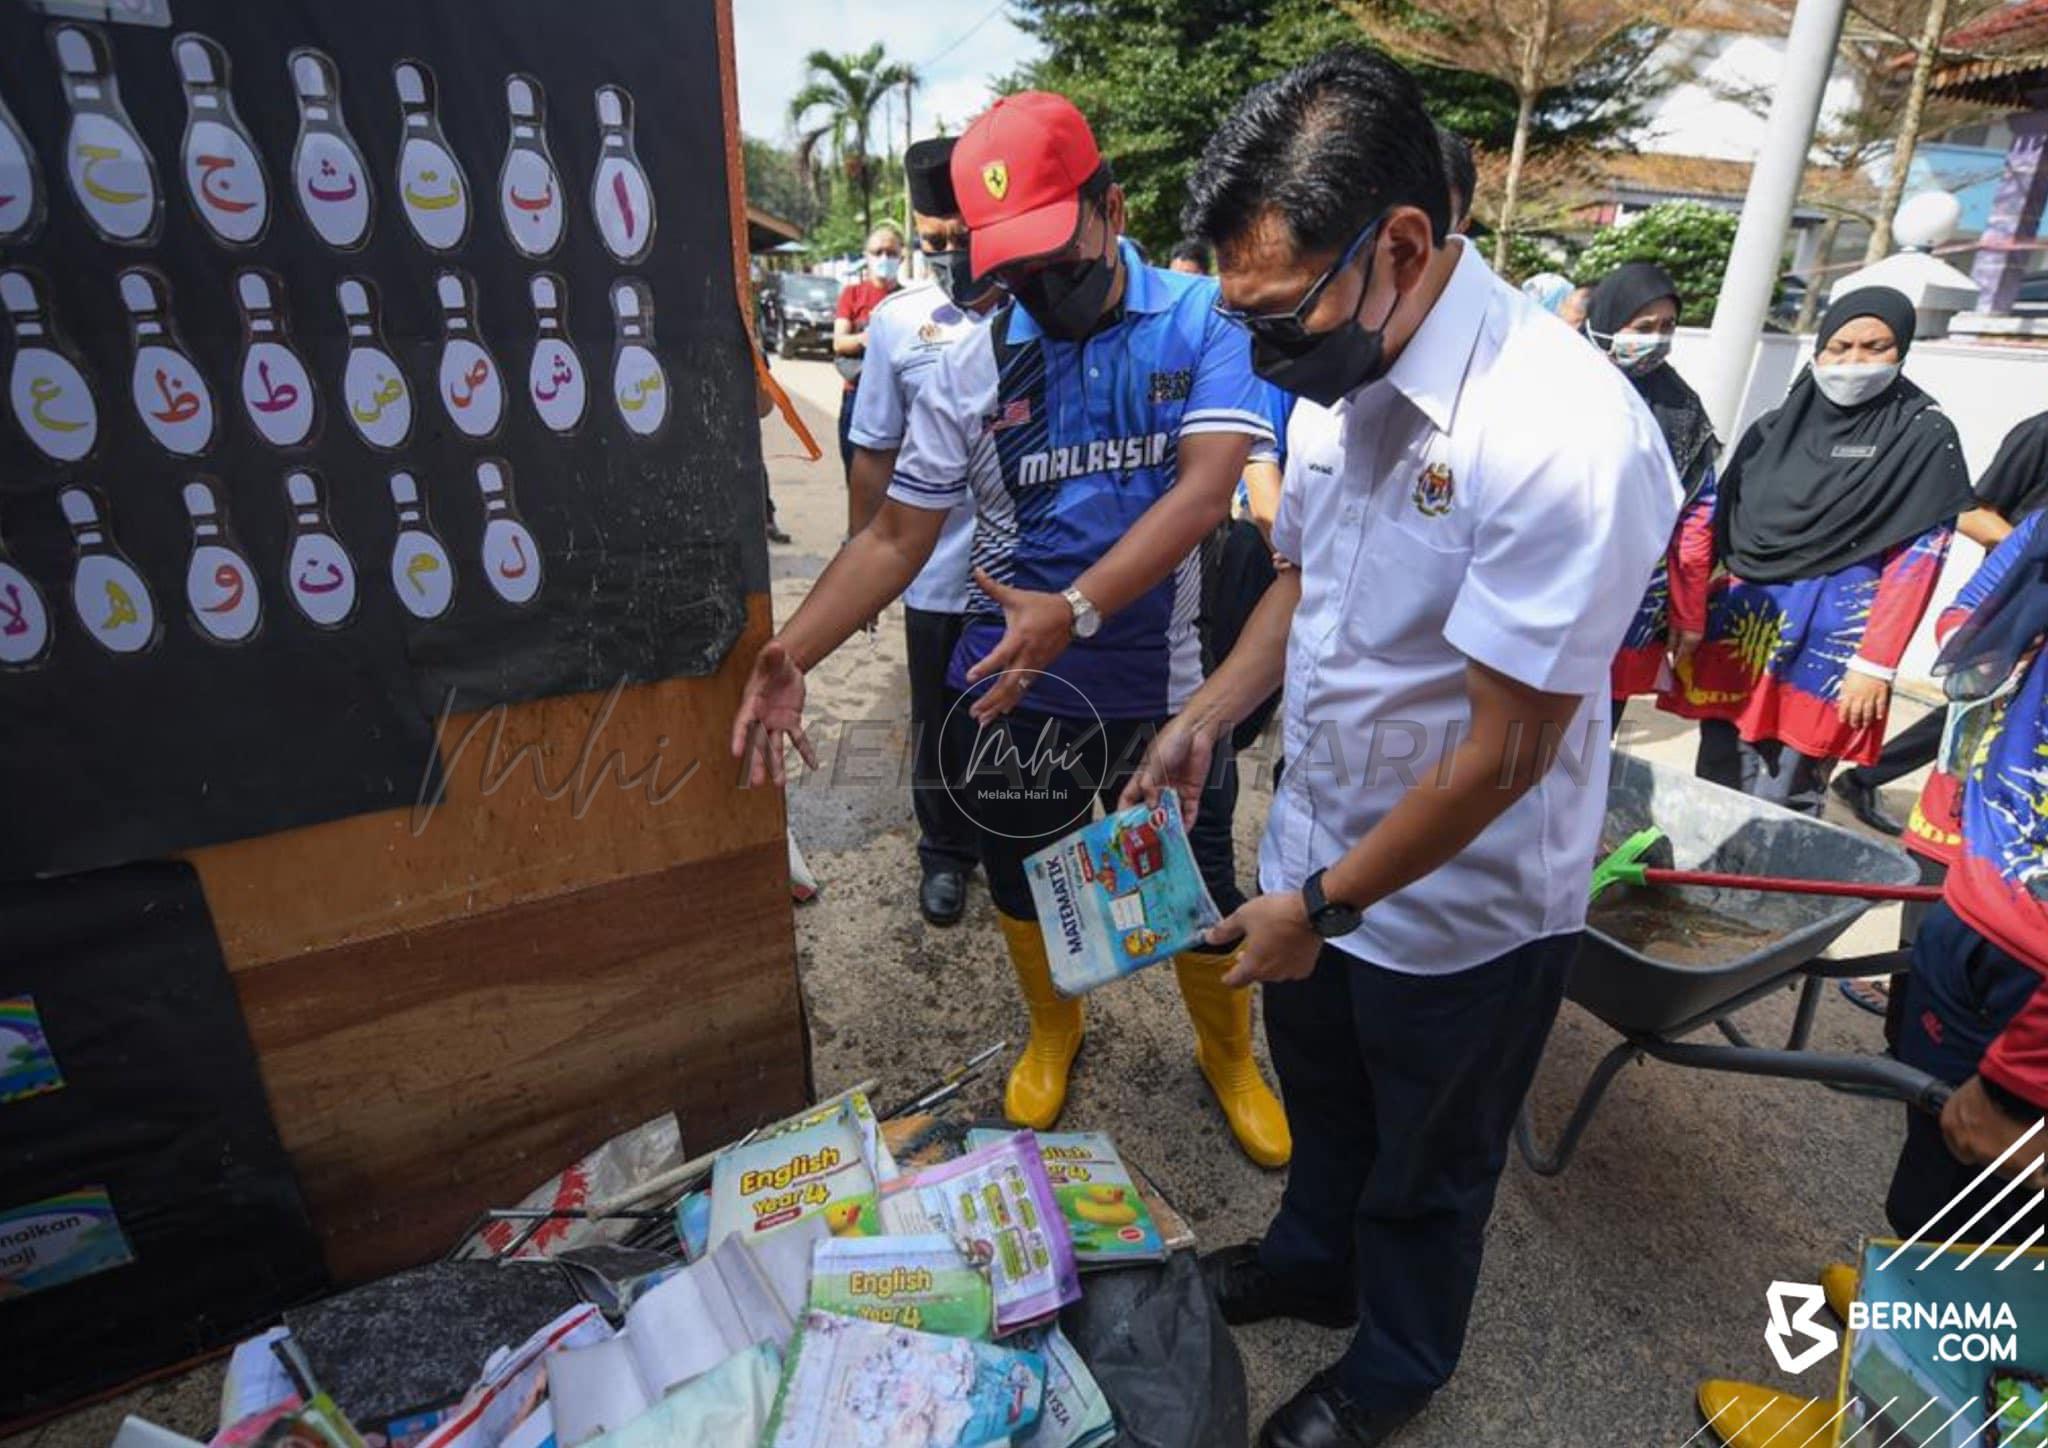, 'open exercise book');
763,1311,1045,1448
1025,791,1221,997
544,1226,817,1447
